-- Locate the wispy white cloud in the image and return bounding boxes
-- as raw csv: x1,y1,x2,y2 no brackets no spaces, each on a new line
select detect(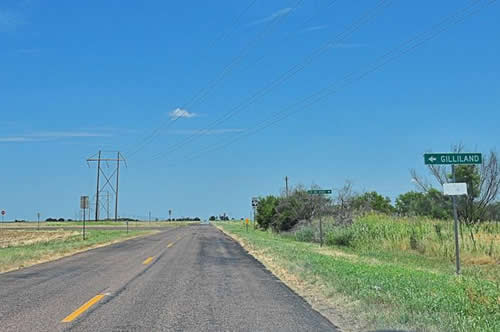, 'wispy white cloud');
0,9,24,31
0,131,111,143
328,43,366,49
15,48,40,54
168,129,245,135
29,131,112,138
169,108,197,119
250,7,293,26
301,25,328,33
0,121,16,126
0,137,39,143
